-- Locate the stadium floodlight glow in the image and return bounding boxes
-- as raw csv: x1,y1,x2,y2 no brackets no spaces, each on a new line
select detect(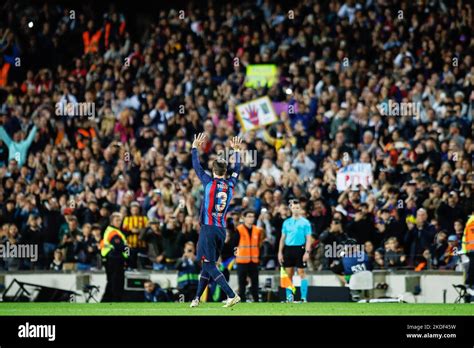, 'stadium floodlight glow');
28,21,34,28
285,88,293,95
